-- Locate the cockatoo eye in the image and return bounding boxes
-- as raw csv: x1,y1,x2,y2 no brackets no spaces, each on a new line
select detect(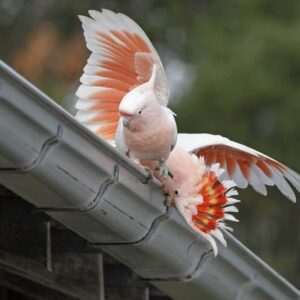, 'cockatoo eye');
175,190,179,195
138,105,147,115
